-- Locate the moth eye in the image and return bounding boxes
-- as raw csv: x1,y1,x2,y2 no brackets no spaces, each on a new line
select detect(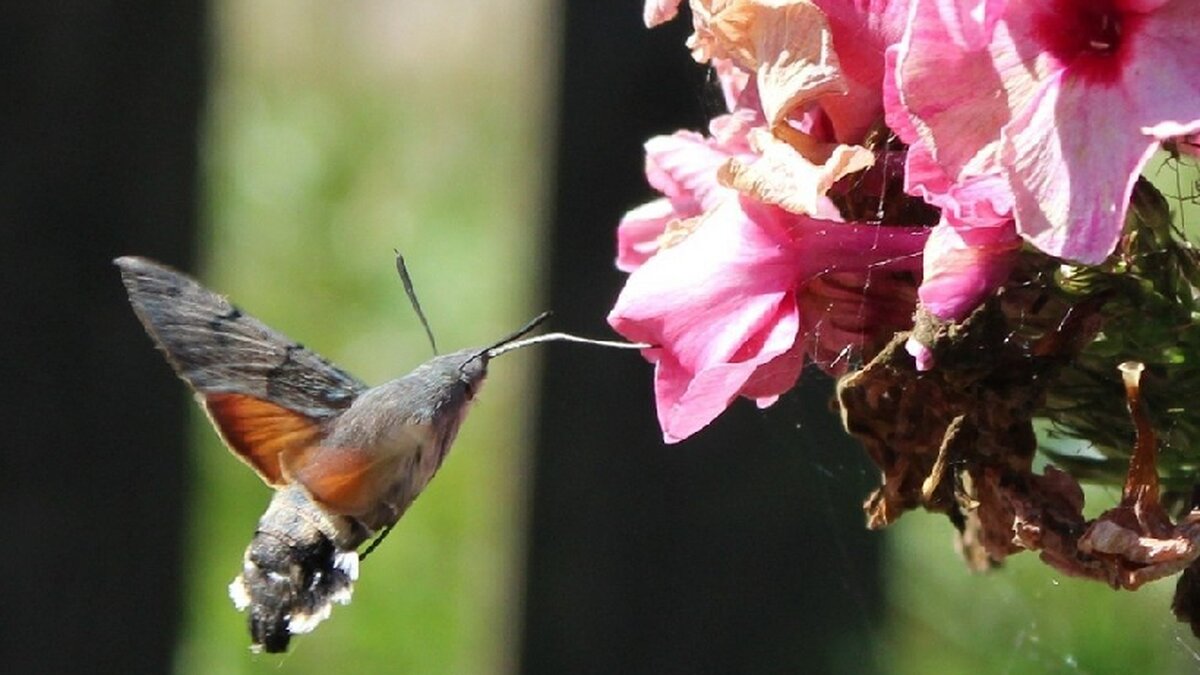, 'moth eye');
463,376,485,399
